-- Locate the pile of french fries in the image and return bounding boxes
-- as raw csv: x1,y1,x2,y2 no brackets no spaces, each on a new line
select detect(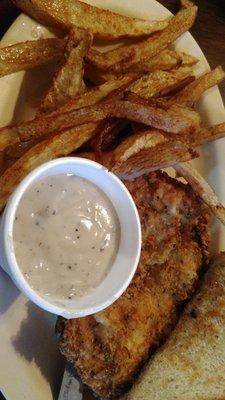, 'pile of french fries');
0,0,225,223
